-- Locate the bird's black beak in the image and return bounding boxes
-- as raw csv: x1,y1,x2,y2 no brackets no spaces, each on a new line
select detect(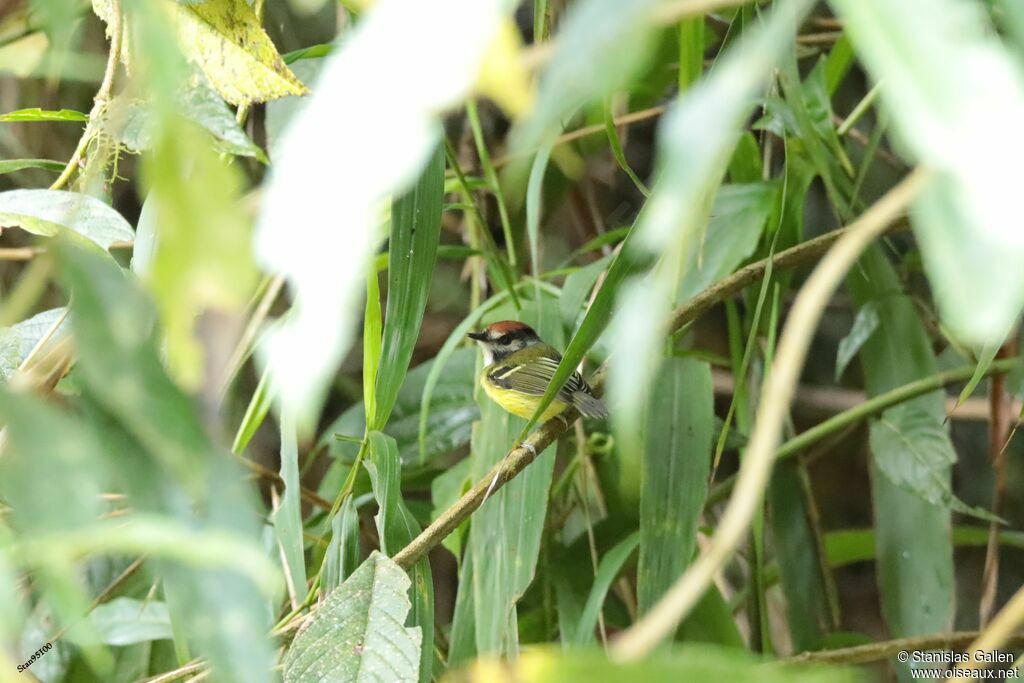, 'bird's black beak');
467,331,488,341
